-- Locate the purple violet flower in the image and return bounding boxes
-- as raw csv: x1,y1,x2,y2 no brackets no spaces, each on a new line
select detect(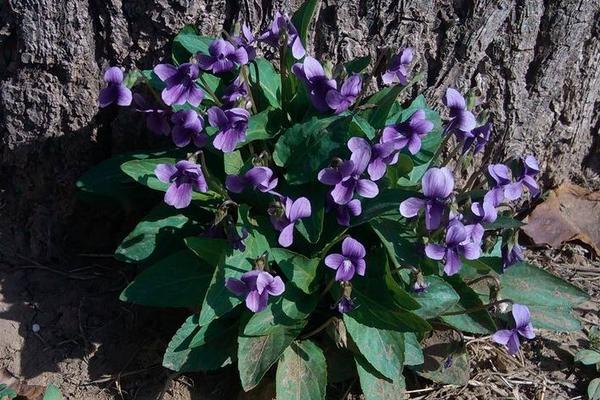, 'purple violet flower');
412,279,429,294
154,63,204,107
225,270,285,313
334,295,356,313
381,48,413,85
400,167,454,230
381,109,434,155
486,163,519,206
463,122,492,155
366,141,399,181
170,110,208,148
269,197,312,247
99,67,132,108
326,195,362,226
222,76,249,106
508,155,540,199
425,220,482,276
258,11,305,59
492,304,535,355
154,160,208,209
471,195,498,224
324,236,367,281
443,88,476,136
318,138,379,205
325,74,362,114
207,106,250,153
133,93,171,136
225,166,278,193
502,242,524,270
292,56,338,112
197,38,249,74
230,24,256,61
